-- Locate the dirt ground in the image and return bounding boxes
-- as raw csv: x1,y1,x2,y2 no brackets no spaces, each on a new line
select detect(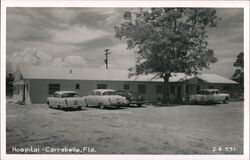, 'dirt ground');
6,100,243,154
